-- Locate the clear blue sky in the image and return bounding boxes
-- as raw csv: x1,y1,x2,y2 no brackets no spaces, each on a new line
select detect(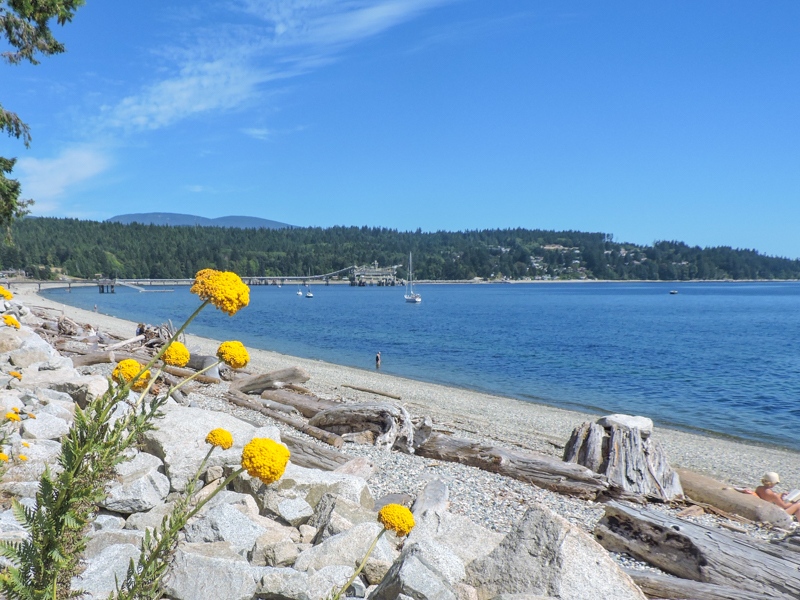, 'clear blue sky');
2,1,799,257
